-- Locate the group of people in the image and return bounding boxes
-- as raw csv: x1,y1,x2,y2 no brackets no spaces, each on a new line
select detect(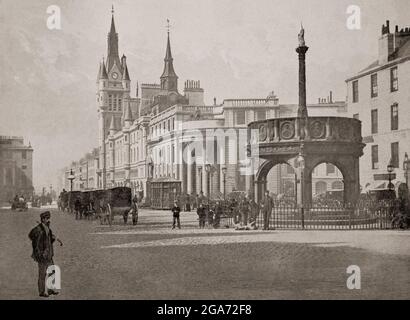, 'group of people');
61,191,140,226
177,191,209,212
171,190,275,231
